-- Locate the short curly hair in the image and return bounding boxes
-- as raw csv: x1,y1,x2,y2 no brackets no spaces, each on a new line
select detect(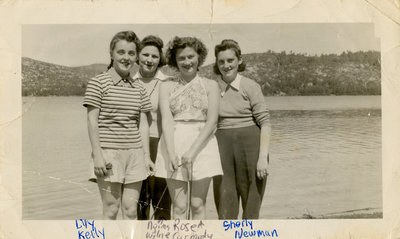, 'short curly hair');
166,36,208,69
213,39,246,75
107,31,140,70
138,35,166,67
